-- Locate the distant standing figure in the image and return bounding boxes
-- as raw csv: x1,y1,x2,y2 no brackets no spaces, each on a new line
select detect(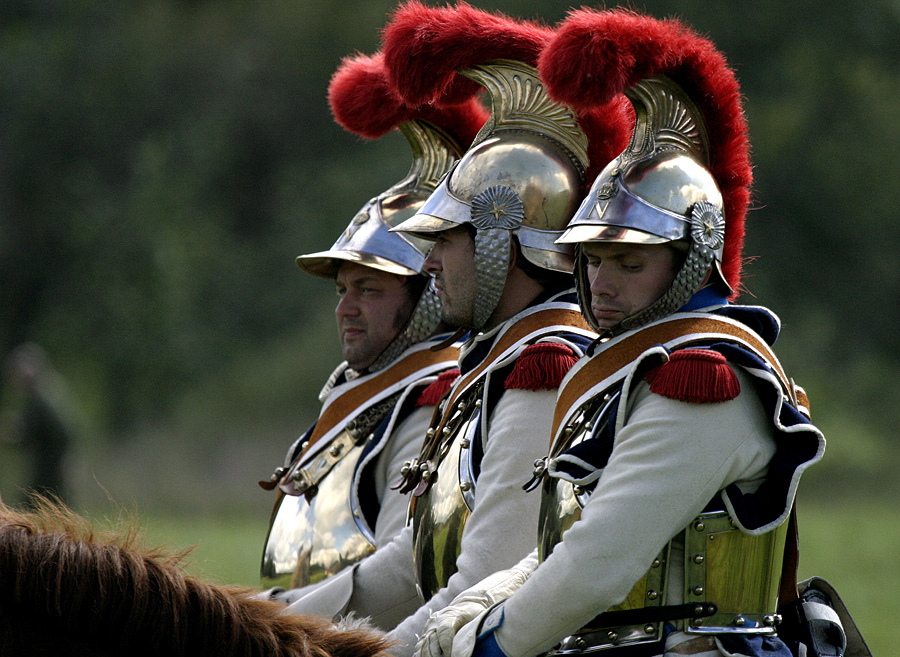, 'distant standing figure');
3,343,71,504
